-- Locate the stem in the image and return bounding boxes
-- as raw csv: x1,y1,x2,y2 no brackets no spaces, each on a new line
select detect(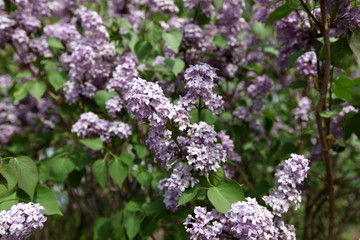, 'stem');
173,136,187,158
317,0,335,238
298,0,321,27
